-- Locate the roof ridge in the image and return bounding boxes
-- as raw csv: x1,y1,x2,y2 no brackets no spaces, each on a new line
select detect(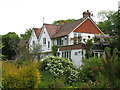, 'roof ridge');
33,28,41,29
44,23,61,26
